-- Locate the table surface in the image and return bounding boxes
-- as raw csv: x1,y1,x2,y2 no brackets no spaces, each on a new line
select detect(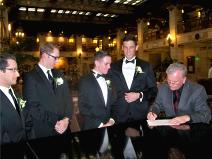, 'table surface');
2,120,212,159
